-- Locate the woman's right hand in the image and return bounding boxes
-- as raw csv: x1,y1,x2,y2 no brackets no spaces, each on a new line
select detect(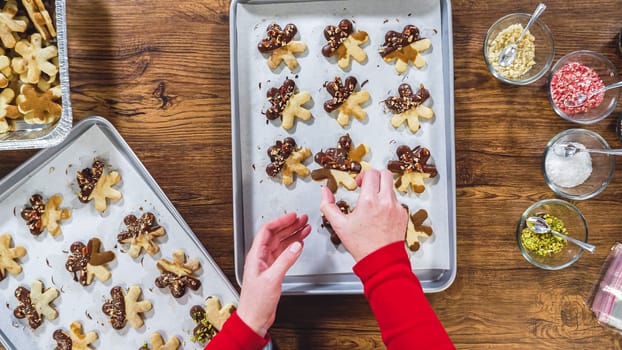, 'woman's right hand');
320,169,408,262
